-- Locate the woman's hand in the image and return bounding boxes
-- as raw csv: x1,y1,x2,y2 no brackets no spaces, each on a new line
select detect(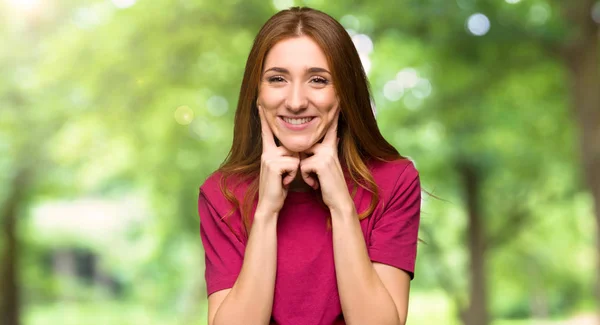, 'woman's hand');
299,112,354,213
256,105,300,221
